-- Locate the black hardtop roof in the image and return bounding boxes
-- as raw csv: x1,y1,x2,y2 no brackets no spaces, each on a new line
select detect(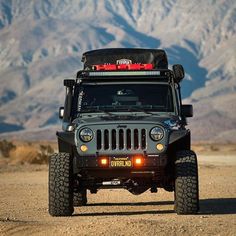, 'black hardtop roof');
82,48,168,69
